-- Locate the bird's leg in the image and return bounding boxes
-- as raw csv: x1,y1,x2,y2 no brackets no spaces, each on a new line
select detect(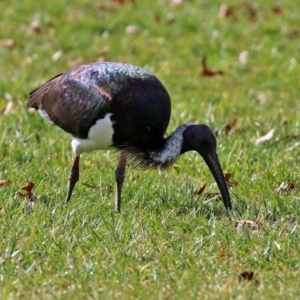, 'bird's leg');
114,153,127,213
65,155,80,203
